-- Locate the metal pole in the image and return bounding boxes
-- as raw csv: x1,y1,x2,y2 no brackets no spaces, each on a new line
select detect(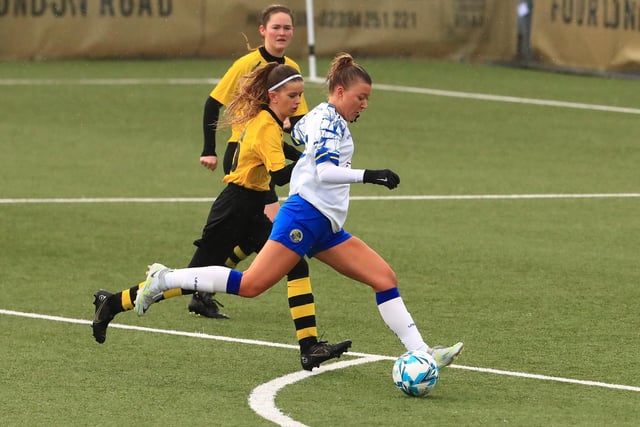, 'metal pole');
305,0,317,81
